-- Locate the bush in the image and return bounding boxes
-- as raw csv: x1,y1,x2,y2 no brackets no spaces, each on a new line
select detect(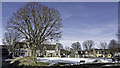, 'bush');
93,60,98,62
93,60,102,63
